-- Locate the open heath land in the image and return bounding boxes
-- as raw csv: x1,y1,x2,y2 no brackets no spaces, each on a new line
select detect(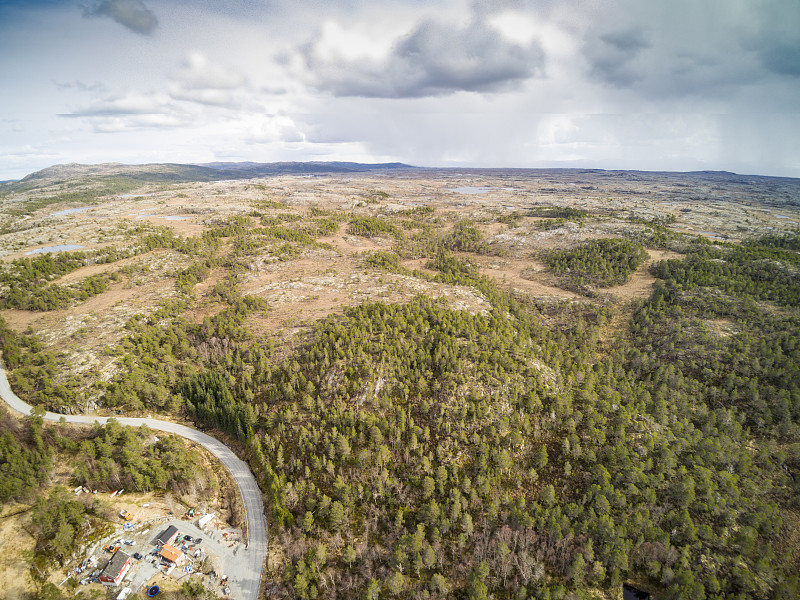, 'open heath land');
1,165,797,391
